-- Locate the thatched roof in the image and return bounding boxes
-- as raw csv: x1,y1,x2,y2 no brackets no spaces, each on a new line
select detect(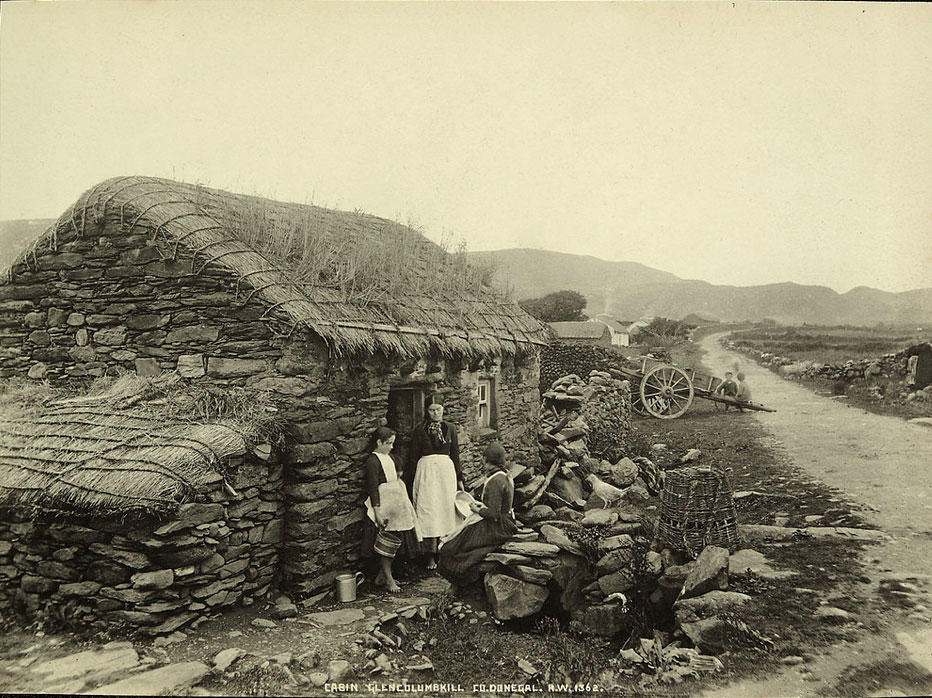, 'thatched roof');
15,176,549,359
0,375,281,516
549,321,610,339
